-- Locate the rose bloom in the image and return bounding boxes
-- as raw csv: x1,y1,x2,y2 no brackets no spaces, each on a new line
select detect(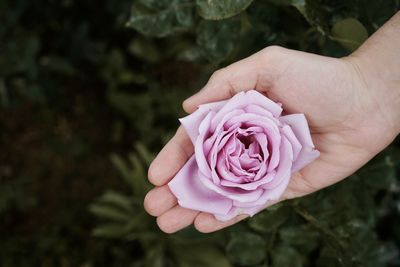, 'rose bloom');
168,90,319,221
